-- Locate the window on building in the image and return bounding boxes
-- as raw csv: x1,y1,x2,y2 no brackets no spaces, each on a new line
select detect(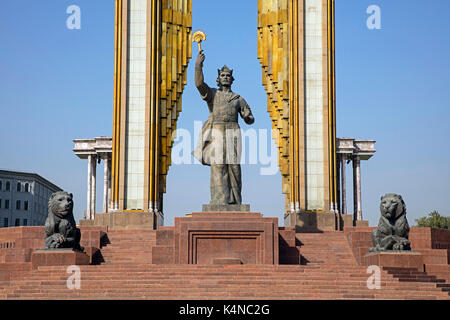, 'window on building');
3,218,8,227
0,199,2,208
24,201,28,211
15,219,20,226
25,183,29,192
16,200,20,210
23,219,27,226
6,182,10,191
17,183,21,192
0,181,2,191
5,200,9,209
